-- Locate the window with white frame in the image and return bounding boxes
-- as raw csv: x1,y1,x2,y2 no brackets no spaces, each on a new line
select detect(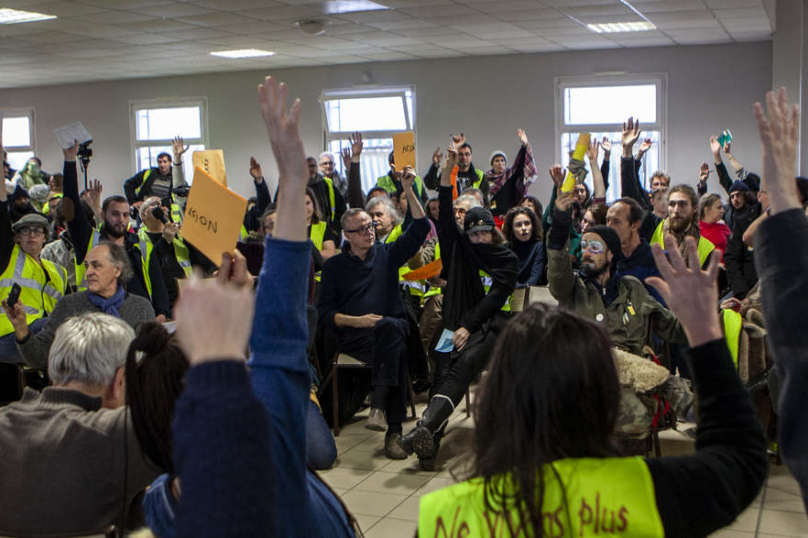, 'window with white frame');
2,110,35,173
321,87,415,194
131,99,207,184
556,75,666,202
